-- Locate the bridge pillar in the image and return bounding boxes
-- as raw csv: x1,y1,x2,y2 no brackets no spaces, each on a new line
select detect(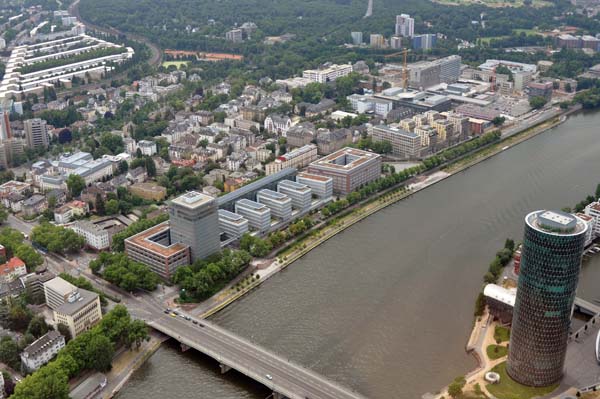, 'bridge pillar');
219,363,231,374
272,392,285,399
180,343,190,352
